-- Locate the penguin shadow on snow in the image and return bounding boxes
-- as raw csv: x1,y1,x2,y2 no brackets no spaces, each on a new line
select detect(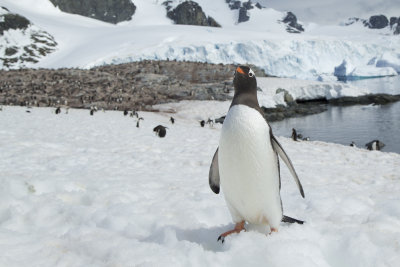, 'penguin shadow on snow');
141,225,242,251
140,223,299,252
